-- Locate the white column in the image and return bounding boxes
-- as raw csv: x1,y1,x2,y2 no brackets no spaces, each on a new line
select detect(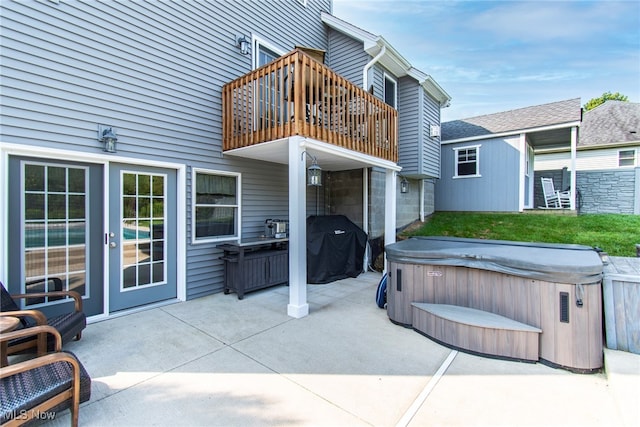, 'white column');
518,133,526,212
384,169,397,272
570,126,577,211
287,137,309,318
419,179,425,221
362,167,369,272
